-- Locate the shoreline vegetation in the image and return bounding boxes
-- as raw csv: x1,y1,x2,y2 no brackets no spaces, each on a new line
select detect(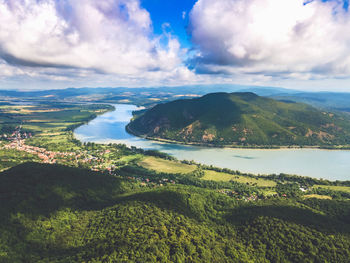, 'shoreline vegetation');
126,124,350,150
